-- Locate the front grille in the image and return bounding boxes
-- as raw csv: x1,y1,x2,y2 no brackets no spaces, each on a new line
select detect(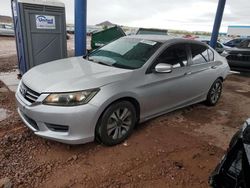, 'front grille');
46,123,69,132
20,83,40,104
227,54,250,62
